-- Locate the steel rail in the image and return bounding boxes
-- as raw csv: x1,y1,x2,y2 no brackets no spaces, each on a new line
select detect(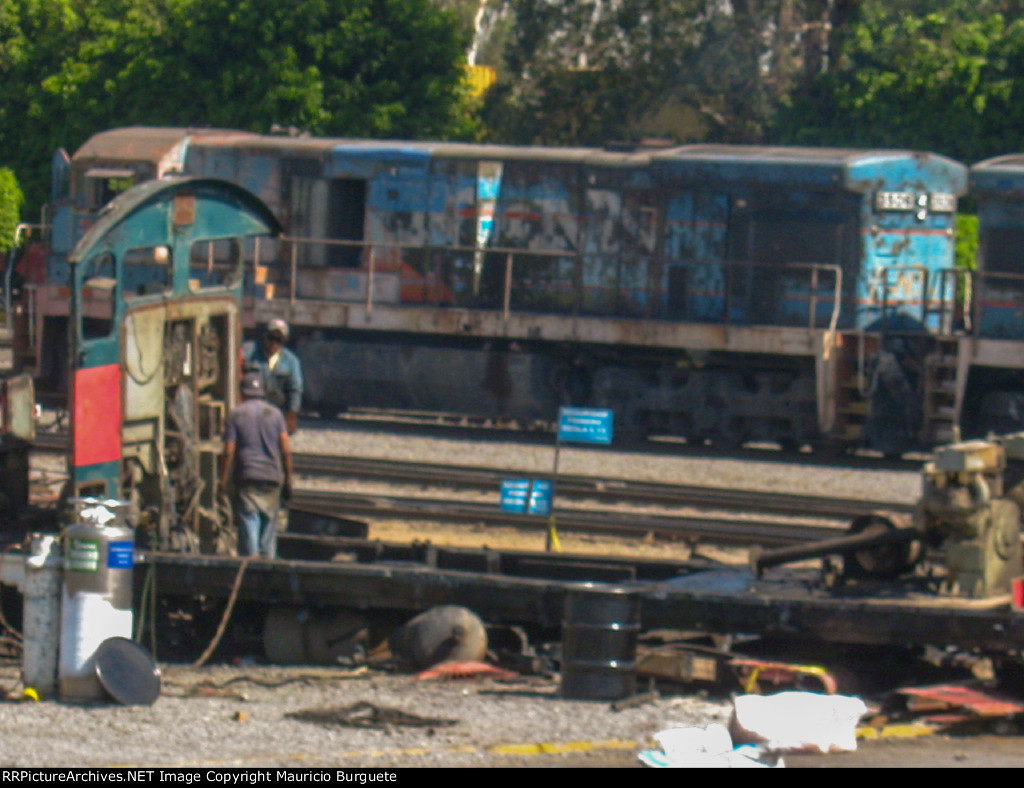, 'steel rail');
288,452,913,520
288,488,850,548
